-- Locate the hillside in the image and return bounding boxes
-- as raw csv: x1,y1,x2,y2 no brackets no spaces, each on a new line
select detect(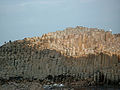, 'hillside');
0,26,120,89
